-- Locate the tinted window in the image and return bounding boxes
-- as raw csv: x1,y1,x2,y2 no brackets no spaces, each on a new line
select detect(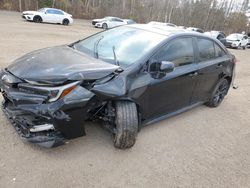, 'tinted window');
217,34,225,40
214,43,226,57
197,38,215,61
112,18,123,22
127,20,135,24
197,29,204,33
155,38,194,67
46,9,54,14
47,9,64,15
56,10,64,15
